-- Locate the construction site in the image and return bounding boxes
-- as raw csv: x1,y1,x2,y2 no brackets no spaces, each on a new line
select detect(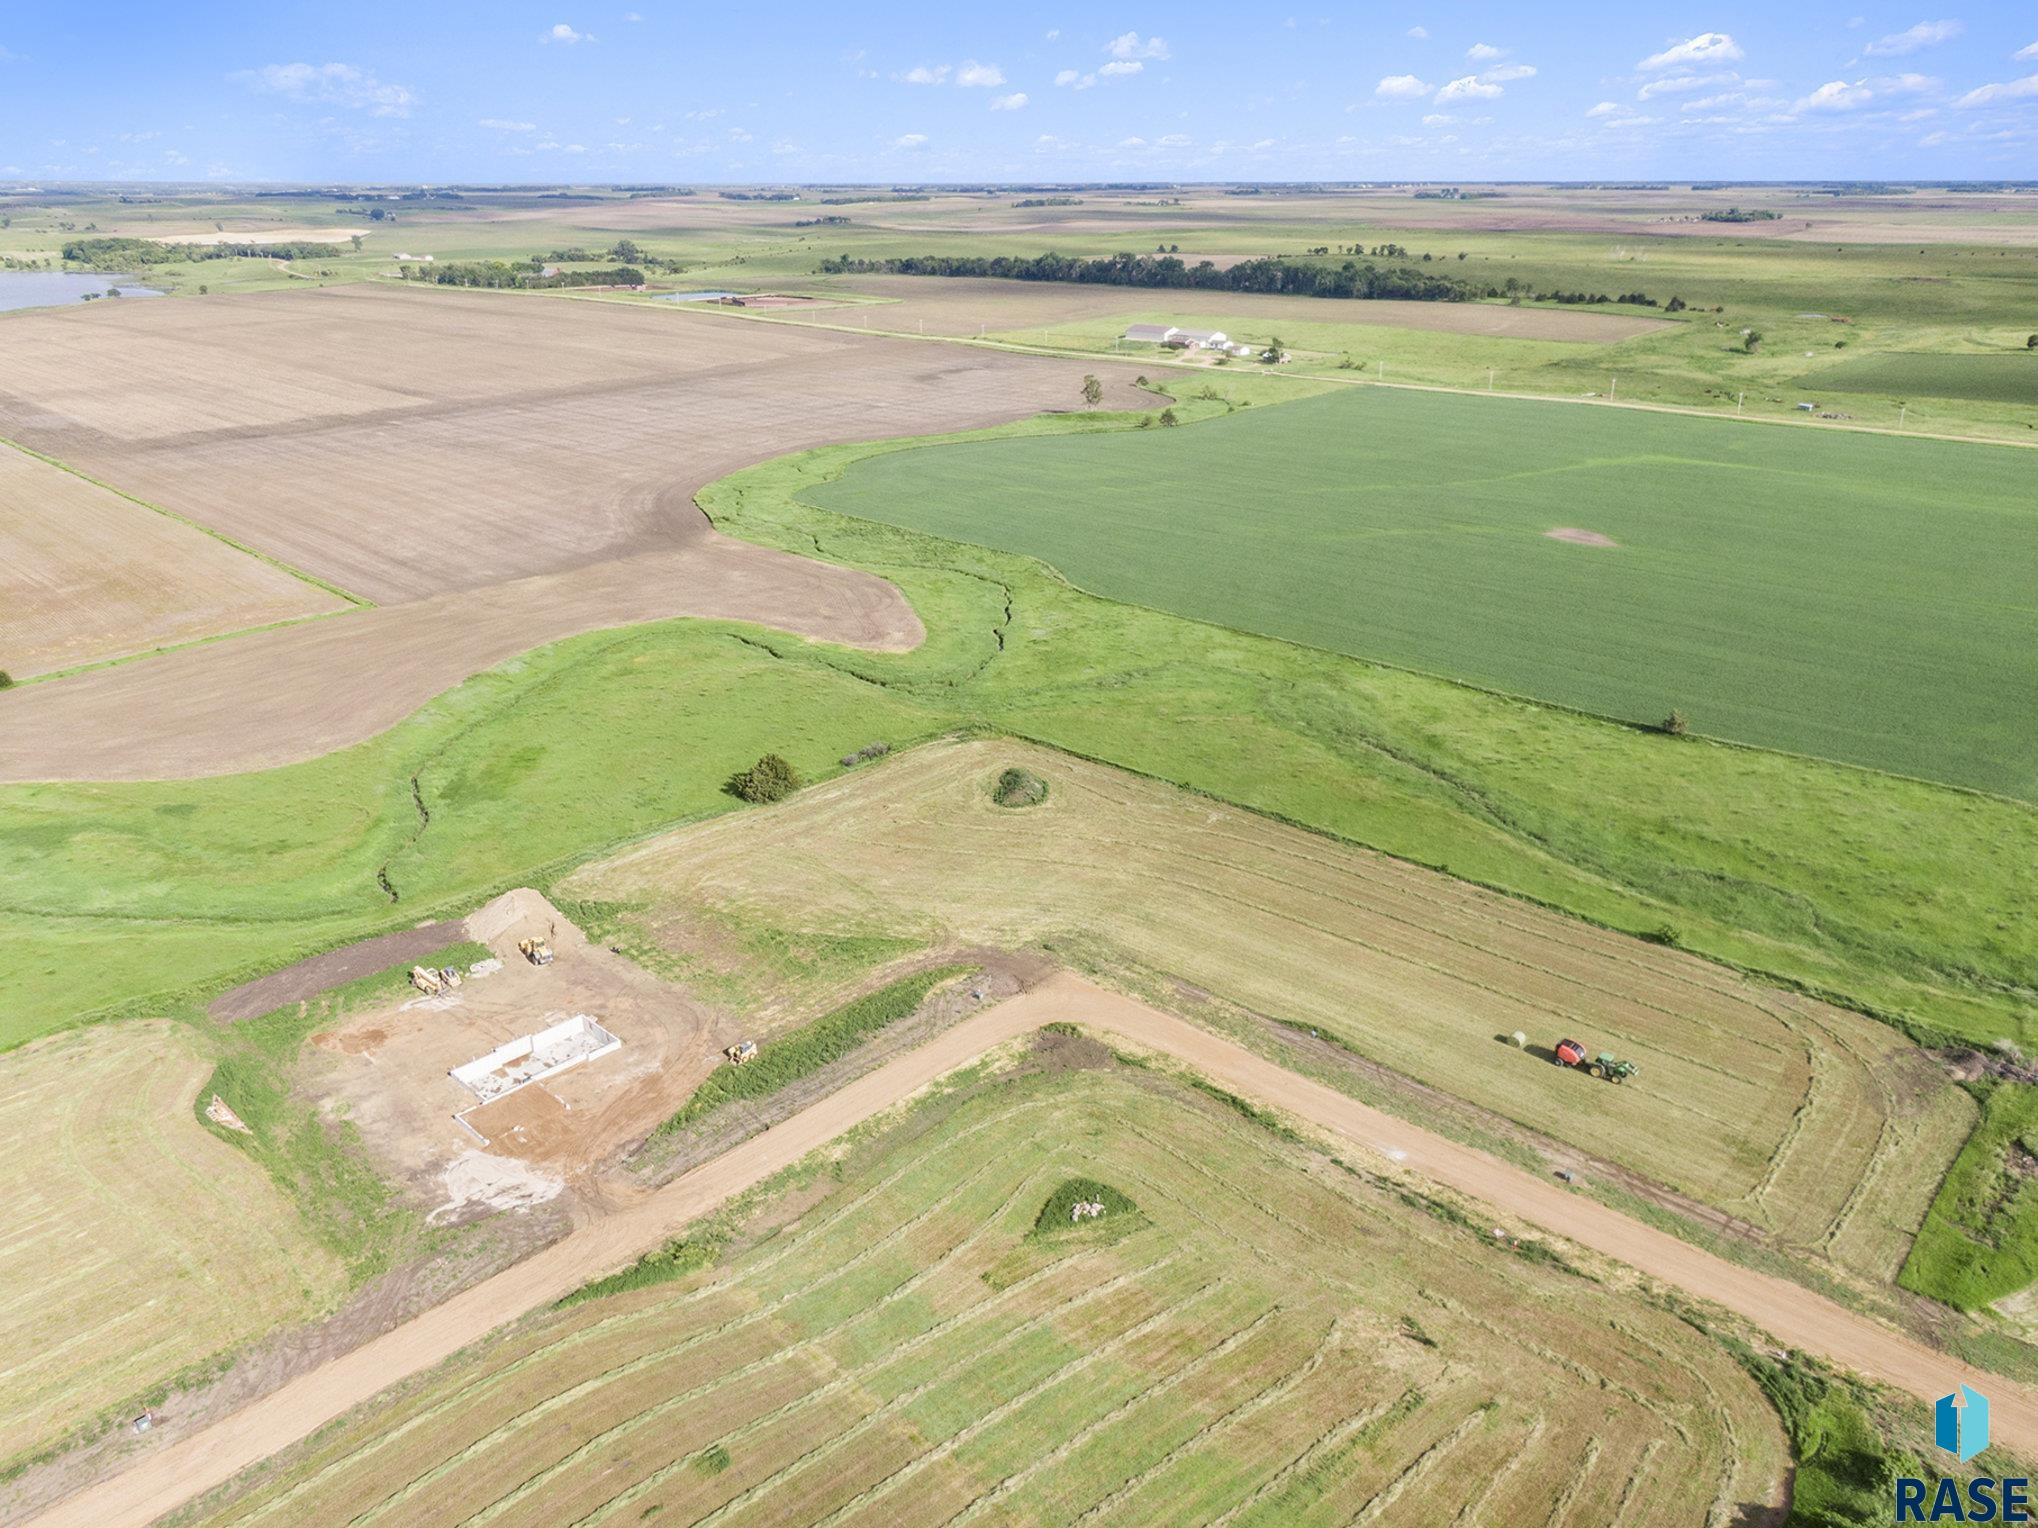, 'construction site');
304,889,730,1223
